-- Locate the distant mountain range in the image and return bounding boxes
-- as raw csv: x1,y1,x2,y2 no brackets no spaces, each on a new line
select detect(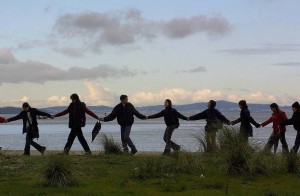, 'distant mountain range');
0,100,292,115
